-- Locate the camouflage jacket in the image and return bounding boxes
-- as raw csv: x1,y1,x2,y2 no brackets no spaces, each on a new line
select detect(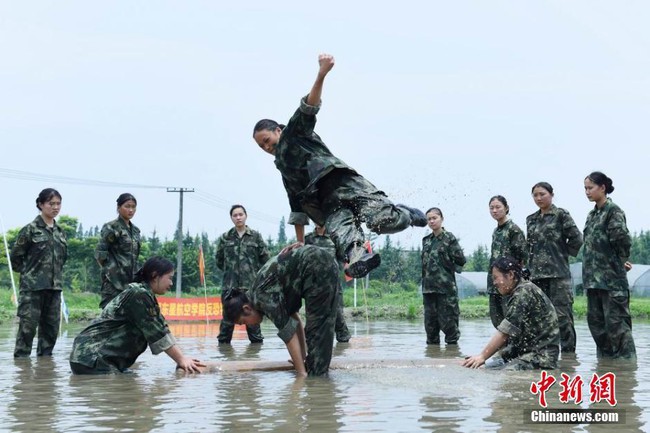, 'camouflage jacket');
274,96,358,226
10,215,67,291
498,280,560,366
487,219,526,294
304,231,336,254
69,283,176,371
421,229,466,294
95,218,141,292
582,199,631,291
526,205,583,280
216,226,270,290
250,245,339,343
